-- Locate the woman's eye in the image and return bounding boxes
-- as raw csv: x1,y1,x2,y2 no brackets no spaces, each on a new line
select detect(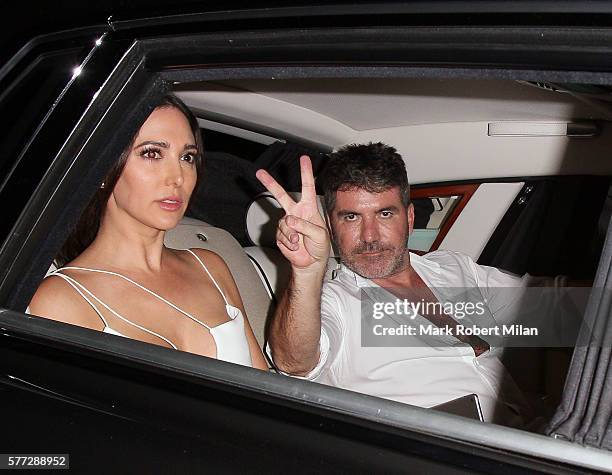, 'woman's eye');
140,148,161,160
181,153,196,164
